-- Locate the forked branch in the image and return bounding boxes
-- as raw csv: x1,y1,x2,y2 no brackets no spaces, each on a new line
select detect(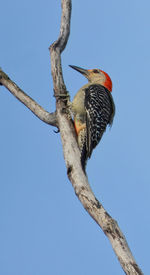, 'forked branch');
49,1,143,275
0,0,143,274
